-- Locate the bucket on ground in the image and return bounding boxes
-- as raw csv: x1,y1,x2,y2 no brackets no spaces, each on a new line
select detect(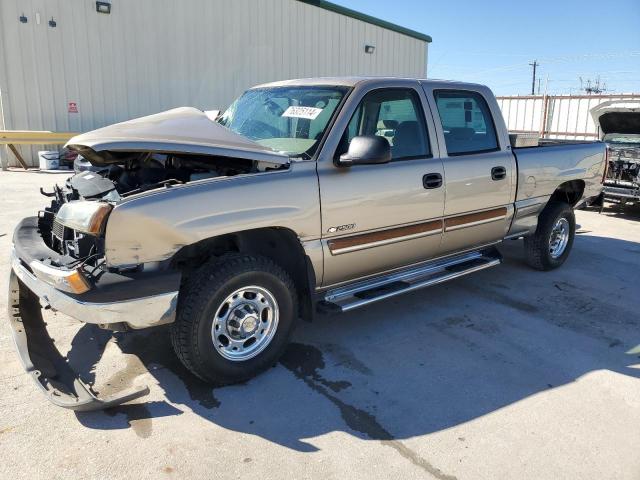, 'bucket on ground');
38,151,59,170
